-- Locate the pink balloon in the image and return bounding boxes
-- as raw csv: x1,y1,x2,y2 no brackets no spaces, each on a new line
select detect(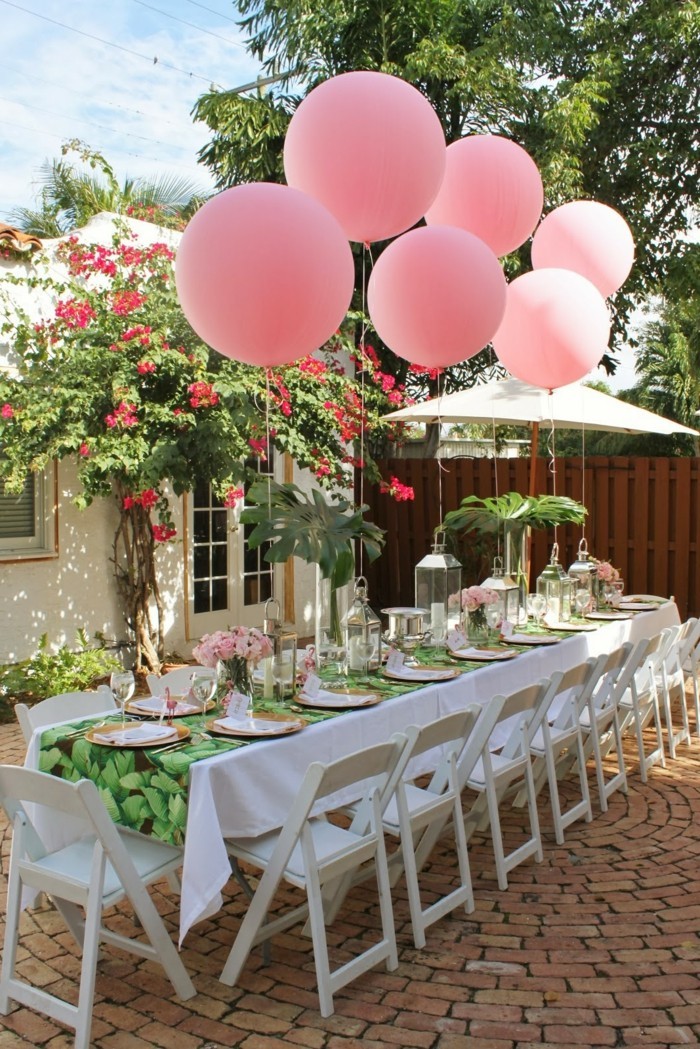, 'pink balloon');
424,134,543,256
175,183,355,367
531,200,635,297
492,268,611,390
284,71,446,244
367,226,507,368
